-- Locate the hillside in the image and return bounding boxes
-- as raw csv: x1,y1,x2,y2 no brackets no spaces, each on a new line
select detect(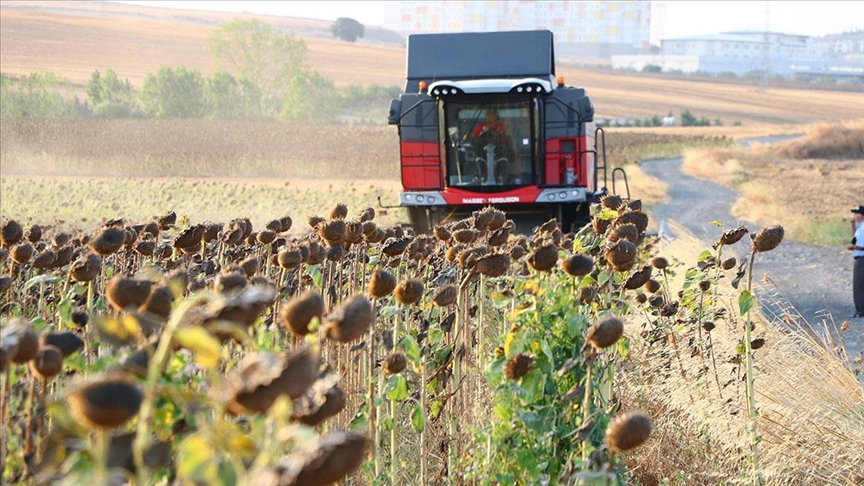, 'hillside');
1,0,863,125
